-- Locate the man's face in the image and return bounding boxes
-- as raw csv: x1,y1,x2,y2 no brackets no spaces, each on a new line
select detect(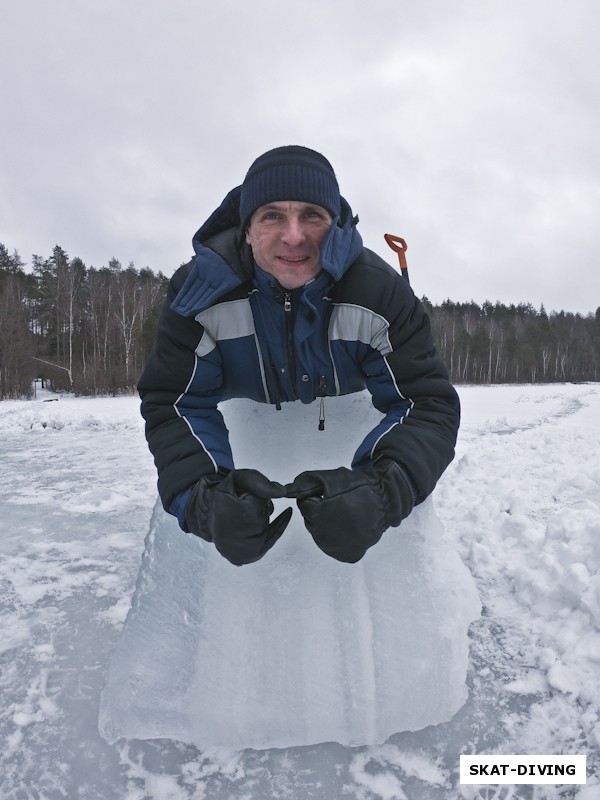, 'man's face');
245,201,332,290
